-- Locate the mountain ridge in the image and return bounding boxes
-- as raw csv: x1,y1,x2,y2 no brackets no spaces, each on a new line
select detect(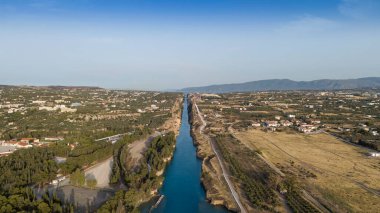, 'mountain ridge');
180,77,380,93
